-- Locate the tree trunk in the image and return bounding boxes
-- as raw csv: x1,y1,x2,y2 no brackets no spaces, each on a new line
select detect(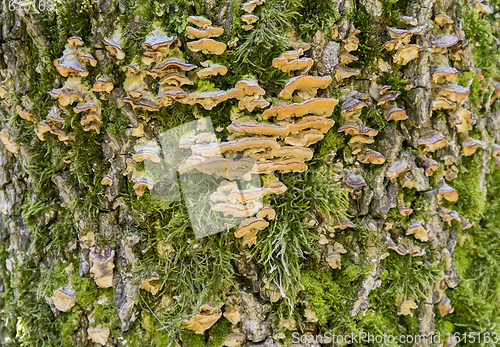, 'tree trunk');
0,0,499,346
